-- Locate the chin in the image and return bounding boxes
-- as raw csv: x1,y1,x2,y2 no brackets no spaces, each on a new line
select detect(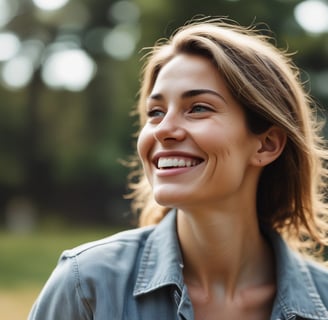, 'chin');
153,196,175,208
153,190,187,208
